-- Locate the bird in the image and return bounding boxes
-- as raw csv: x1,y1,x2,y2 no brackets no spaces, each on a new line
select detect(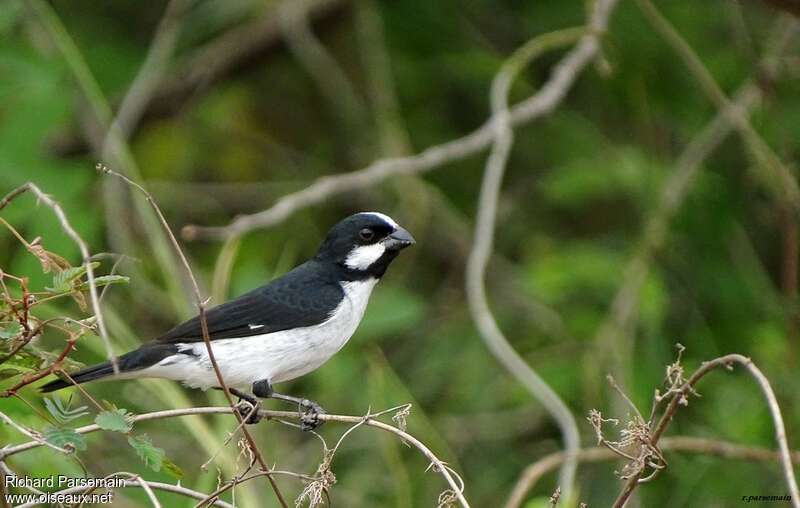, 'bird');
41,212,415,430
